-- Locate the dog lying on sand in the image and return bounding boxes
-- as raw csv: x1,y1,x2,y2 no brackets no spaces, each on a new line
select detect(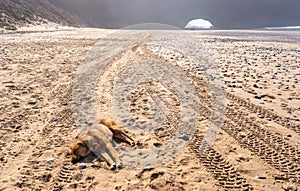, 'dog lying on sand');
70,118,136,170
